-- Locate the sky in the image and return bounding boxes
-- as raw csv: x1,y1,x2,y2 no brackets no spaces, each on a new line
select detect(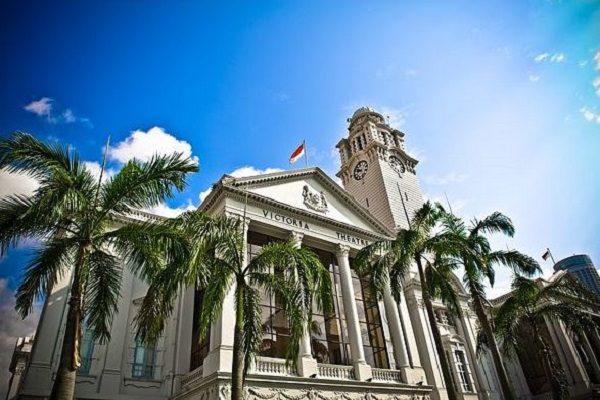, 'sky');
0,0,599,394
